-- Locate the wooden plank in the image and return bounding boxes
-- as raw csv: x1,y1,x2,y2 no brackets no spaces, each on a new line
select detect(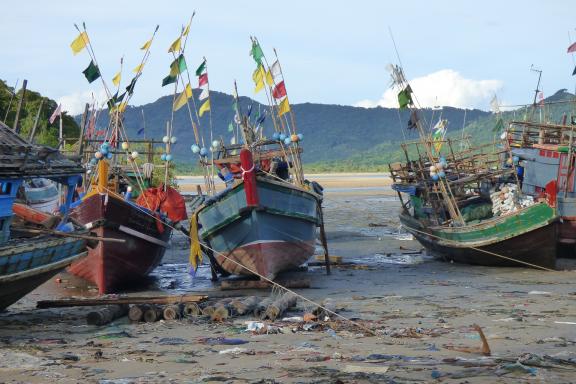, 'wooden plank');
314,255,343,264
219,277,310,291
37,294,208,308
